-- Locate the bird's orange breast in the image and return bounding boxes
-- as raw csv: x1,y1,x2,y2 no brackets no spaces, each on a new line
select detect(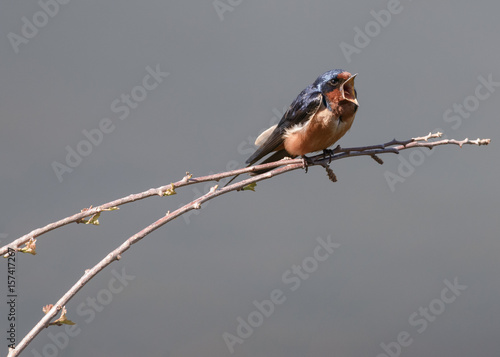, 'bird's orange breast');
283,107,356,156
